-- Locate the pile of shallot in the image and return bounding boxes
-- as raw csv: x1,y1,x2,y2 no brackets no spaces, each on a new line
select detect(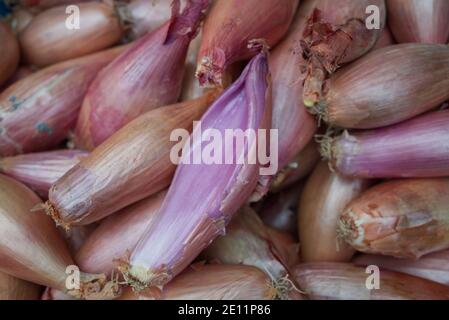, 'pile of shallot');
0,0,448,301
